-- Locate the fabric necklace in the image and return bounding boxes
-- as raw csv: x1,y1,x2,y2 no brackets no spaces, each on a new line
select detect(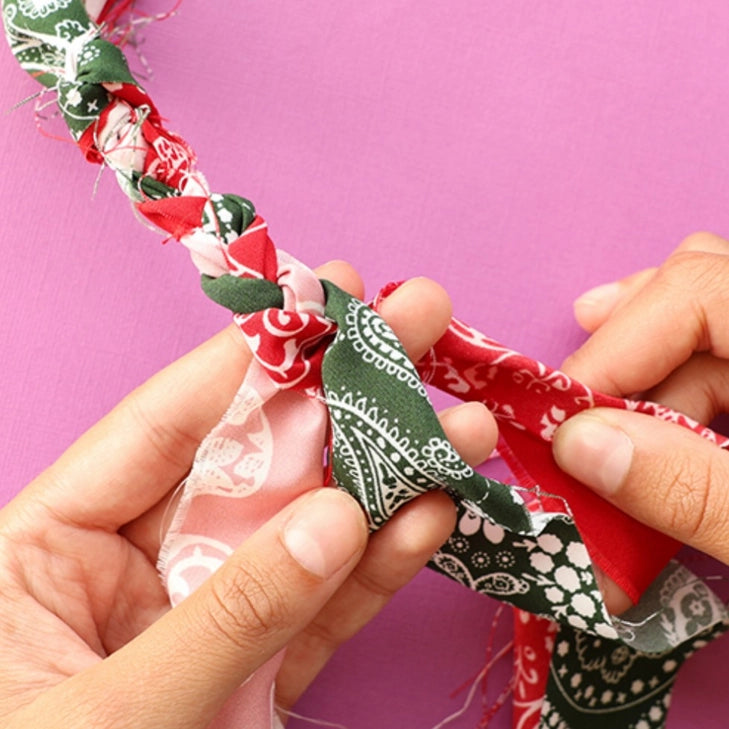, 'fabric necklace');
4,2,728,728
